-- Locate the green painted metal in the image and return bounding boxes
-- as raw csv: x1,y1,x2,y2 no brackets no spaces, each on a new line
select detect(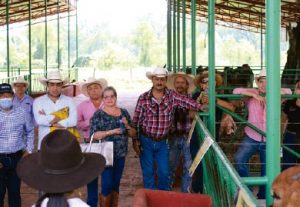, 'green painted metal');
28,1,32,94
260,15,264,70
177,0,180,71
243,177,268,186
45,0,48,75
75,0,78,80
6,0,9,80
68,0,71,79
191,0,196,75
208,0,216,138
182,0,186,72
282,145,300,159
172,0,177,72
266,0,281,205
167,0,172,70
57,0,60,69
